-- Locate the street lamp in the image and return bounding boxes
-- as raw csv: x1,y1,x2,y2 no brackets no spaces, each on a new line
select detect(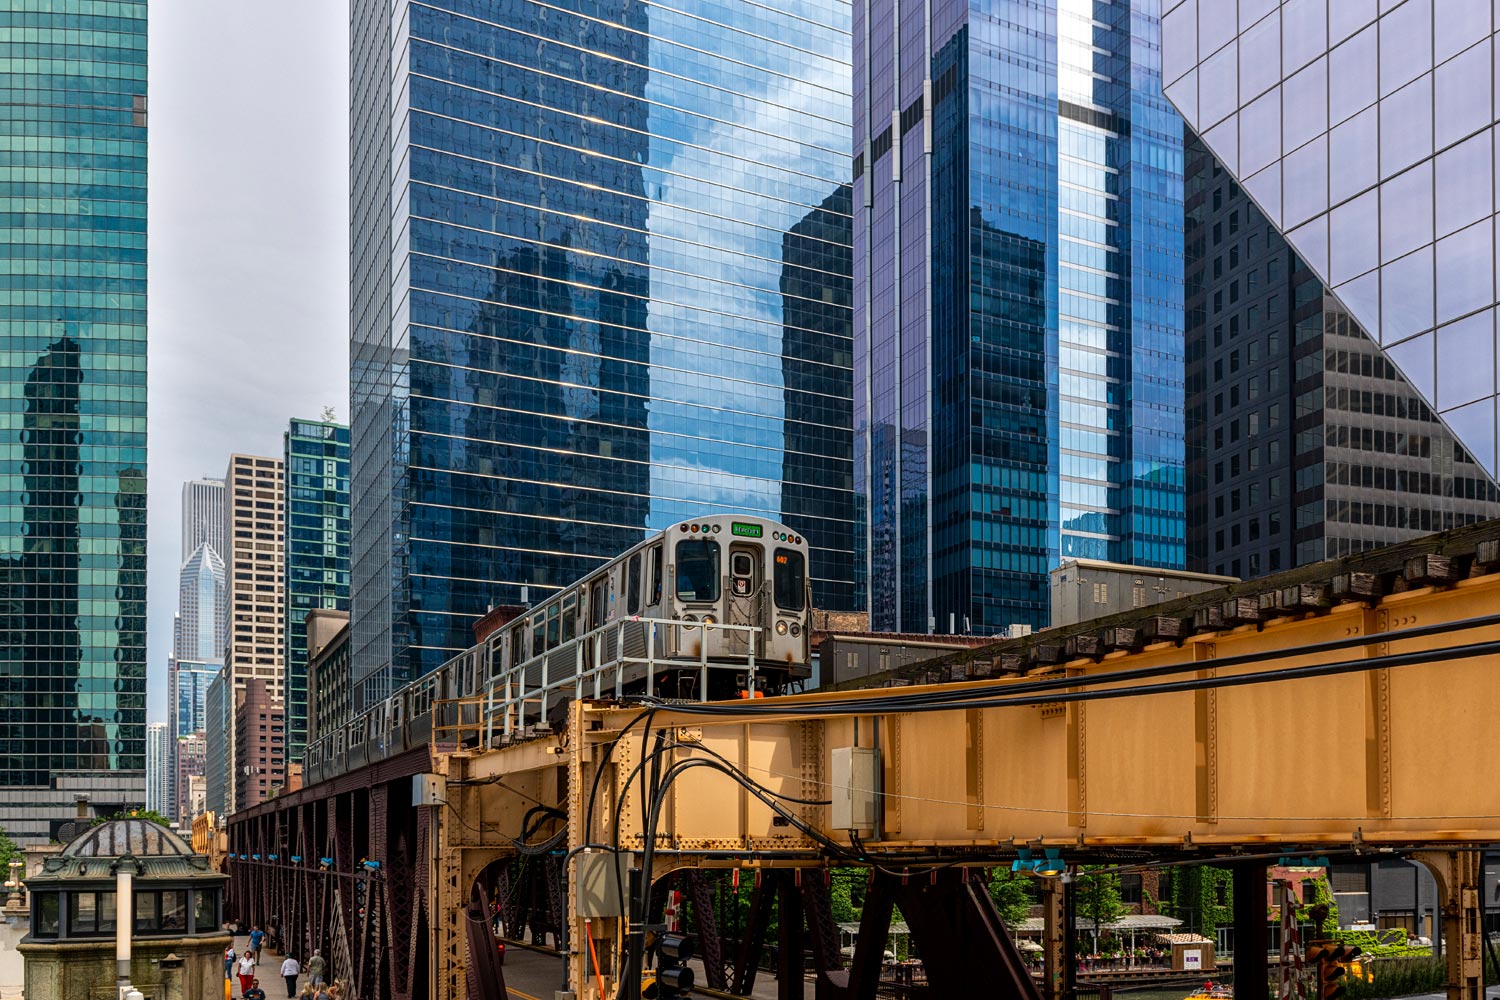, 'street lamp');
4,858,22,904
